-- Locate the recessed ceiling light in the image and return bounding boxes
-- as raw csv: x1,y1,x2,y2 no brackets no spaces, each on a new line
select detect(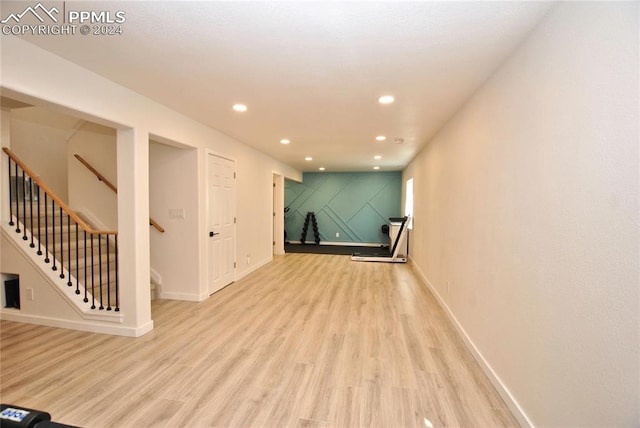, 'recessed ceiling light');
378,95,394,104
232,104,247,112
373,166,380,170
319,167,325,171
280,139,290,145
305,156,313,161
395,138,405,144
374,155,382,160
376,135,386,141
